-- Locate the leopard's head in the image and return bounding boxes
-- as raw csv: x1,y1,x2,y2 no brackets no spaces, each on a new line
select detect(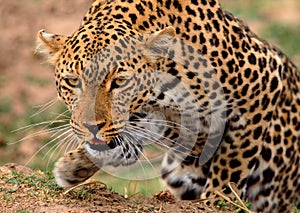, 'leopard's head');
37,22,177,168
